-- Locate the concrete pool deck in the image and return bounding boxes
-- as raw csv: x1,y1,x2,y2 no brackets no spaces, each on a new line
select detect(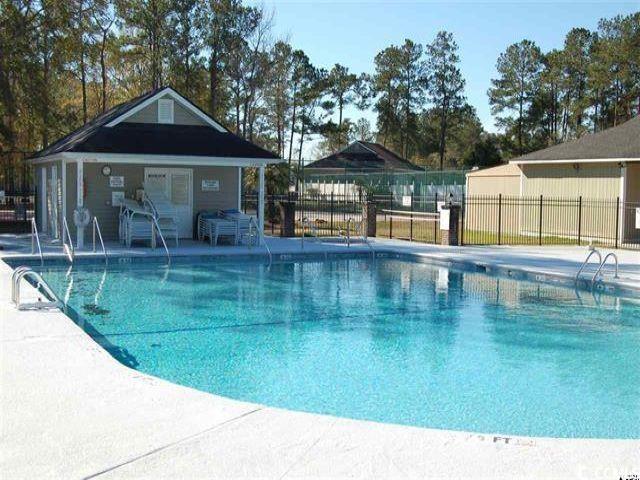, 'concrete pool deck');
1,235,639,479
